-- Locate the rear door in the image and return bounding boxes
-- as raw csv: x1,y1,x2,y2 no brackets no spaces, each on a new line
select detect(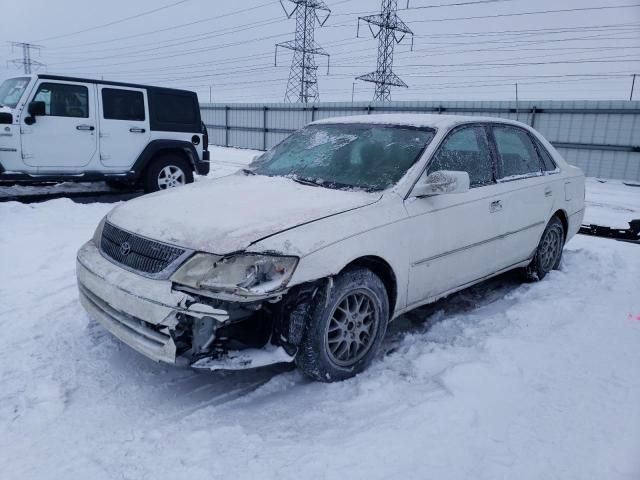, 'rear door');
489,125,555,267
21,80,97,168
98,86,150,168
